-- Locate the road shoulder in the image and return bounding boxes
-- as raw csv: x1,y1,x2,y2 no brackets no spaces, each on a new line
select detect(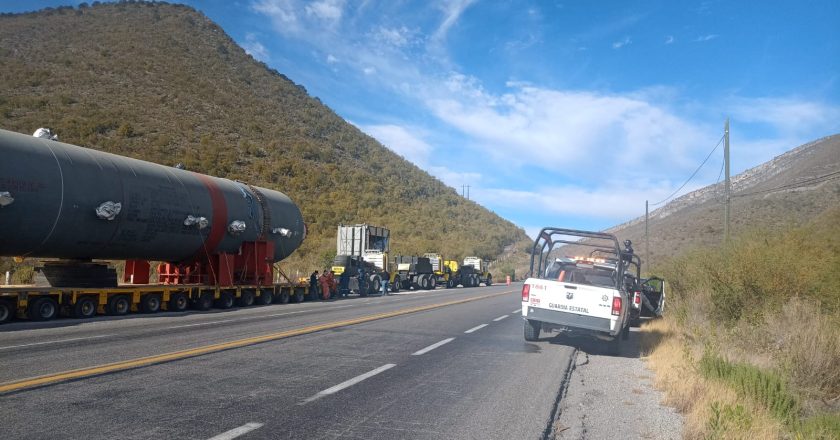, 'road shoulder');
549,329,683,439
